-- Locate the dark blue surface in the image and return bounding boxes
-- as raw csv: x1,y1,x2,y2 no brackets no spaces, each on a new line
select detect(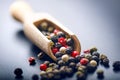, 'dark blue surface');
0,0,120,80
